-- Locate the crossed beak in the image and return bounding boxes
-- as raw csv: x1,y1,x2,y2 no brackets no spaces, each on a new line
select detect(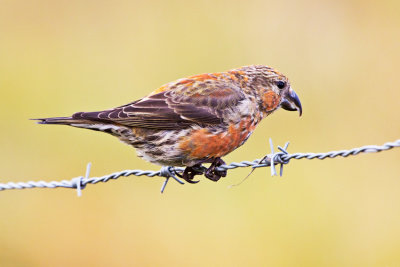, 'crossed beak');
281,87,302,116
